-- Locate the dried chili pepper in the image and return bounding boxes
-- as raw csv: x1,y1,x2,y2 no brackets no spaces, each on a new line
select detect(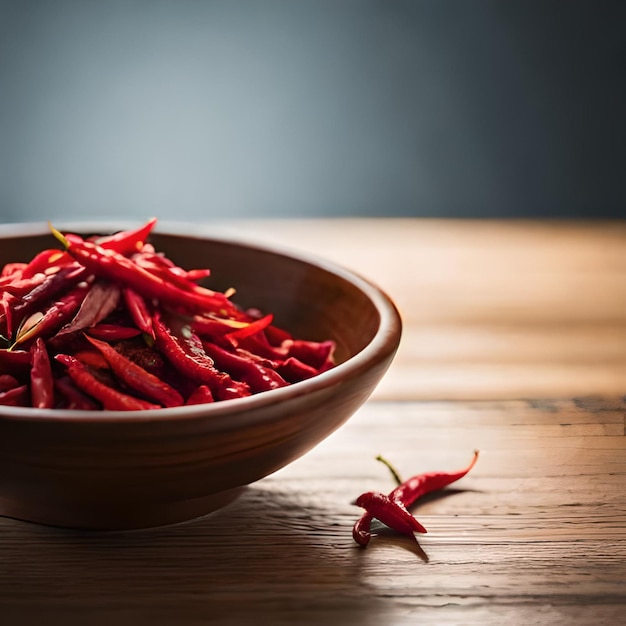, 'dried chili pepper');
202,341,288,393
21,249,72,279
84,335,184,408
55,354,160,411
185,384,214,405
11,283,89,348
54,375,100,410
385,450,480,507
352,451,479,547
0,220,336,410
86,323,142,341
0,349,31,374
0,384,29,406
55,281,121,338
225,313,274,342
152,312,250,401
122,288,154,338
0,374,20,391
93,217,157,255
30,337,54,409
354,492,427,539
51,226,238,317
